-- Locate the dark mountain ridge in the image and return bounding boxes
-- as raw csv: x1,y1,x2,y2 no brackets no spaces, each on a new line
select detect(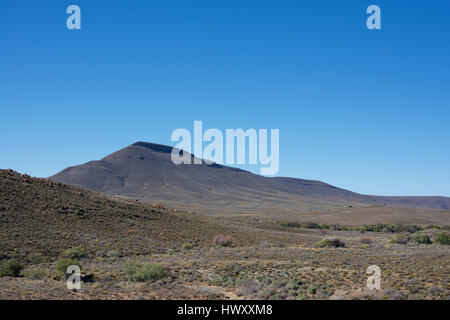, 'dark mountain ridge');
50,142,450,213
